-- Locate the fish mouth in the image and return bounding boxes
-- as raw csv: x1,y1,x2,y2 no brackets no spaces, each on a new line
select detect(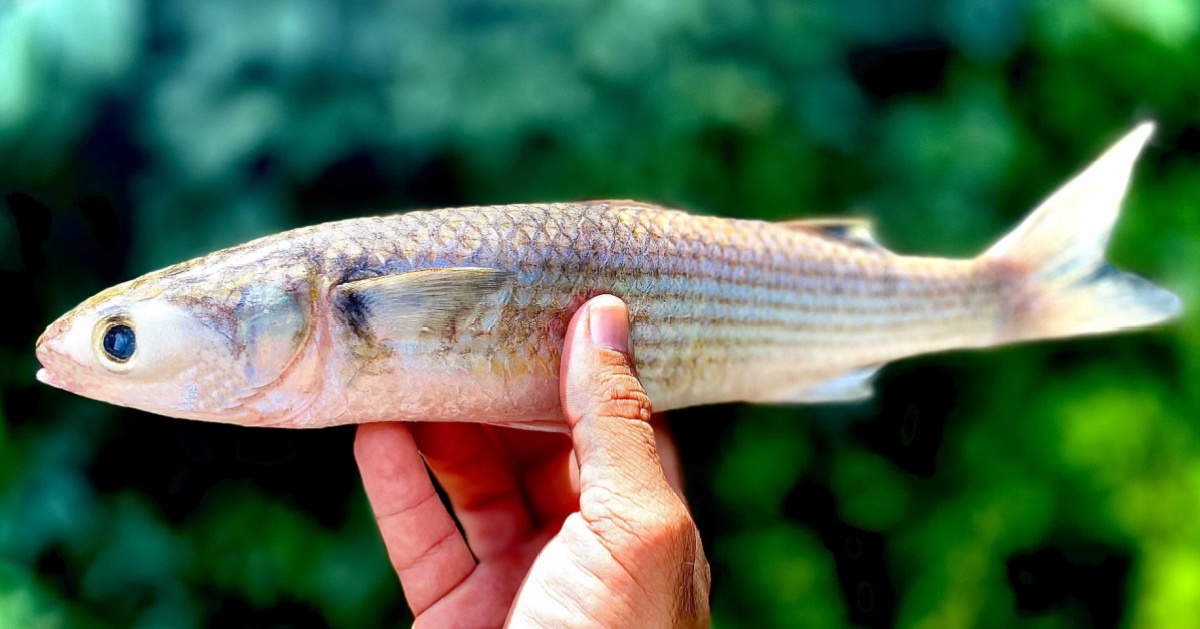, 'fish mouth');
35,326,68,390
36,367,63,390
35,339,64,389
